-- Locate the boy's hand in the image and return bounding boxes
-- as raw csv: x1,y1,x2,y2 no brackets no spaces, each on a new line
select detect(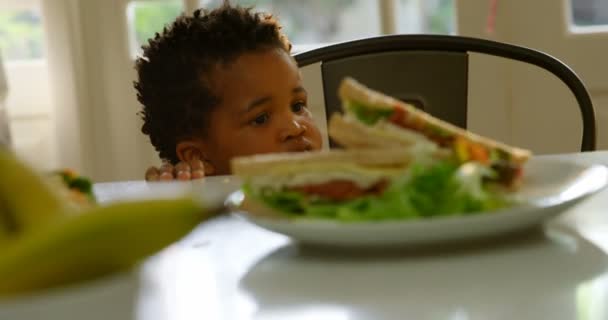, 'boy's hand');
145,160,206,181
